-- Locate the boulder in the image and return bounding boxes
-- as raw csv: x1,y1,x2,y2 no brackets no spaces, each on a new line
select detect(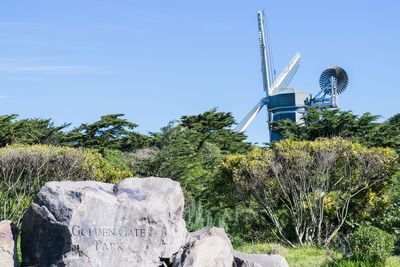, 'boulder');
173,227,233,267
0,220,19,267
233,252,289,267
21,177,188,267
